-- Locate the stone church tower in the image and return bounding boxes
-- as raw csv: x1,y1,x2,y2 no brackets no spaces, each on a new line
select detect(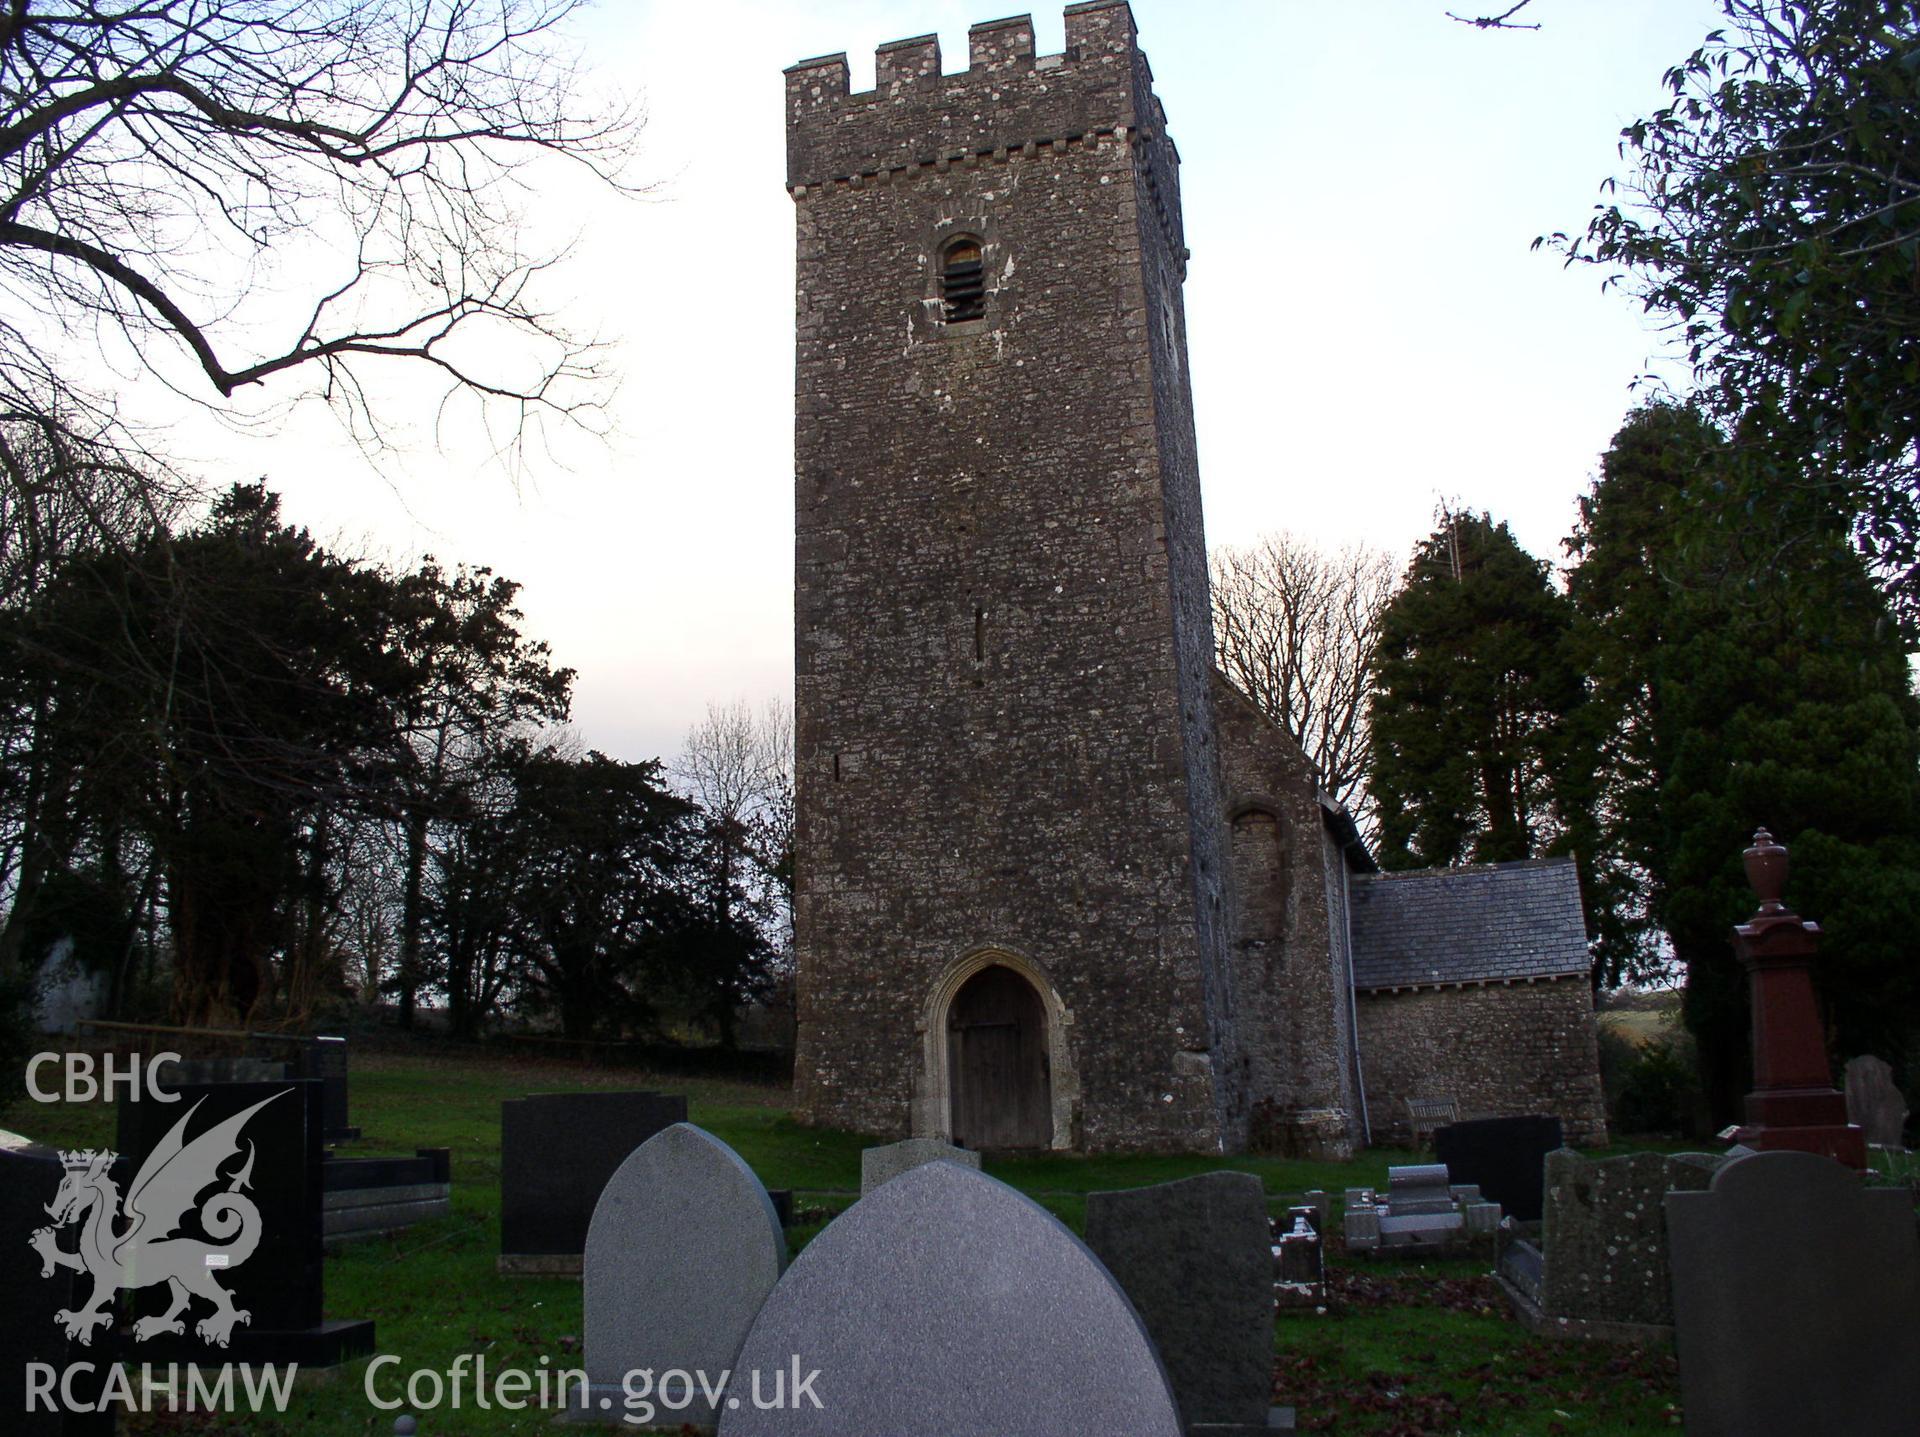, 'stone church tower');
784,4,1610,1158
787,2,1266,1154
